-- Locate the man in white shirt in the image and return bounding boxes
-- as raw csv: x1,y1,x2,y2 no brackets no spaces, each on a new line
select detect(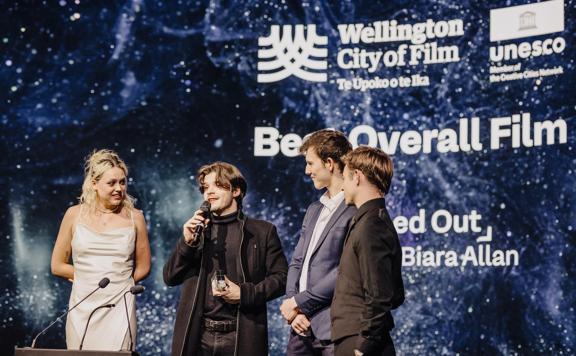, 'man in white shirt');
281,130,356,355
